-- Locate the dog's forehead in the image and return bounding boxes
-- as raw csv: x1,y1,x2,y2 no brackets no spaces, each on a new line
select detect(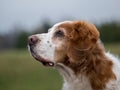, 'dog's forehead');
53,21,72,28
49,21,73,33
